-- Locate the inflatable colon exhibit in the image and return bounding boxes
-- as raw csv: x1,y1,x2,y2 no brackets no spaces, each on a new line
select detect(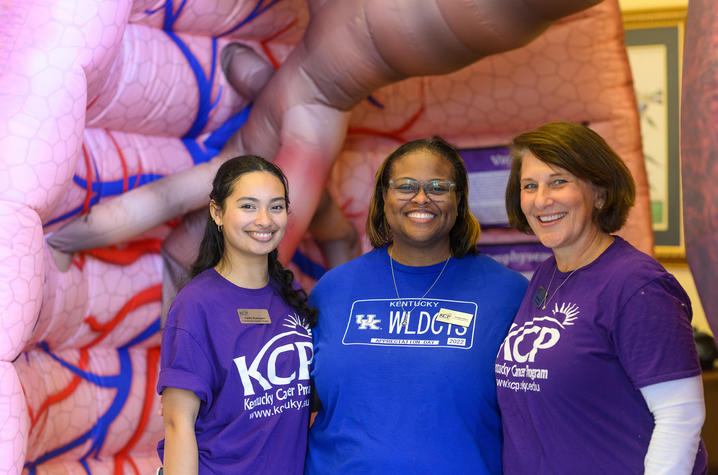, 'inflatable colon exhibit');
682,0,718,338
0,0,652,472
